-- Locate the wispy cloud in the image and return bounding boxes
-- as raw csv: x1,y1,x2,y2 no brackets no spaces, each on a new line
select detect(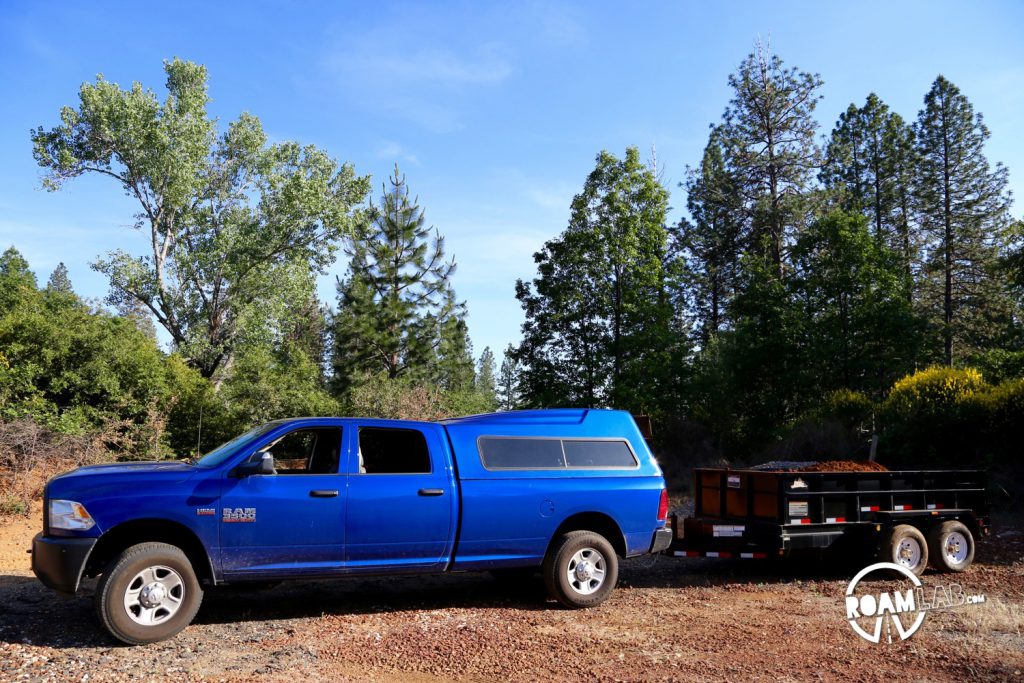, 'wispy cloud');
332,44,512,86
374,140,420,166
317,12,515,133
